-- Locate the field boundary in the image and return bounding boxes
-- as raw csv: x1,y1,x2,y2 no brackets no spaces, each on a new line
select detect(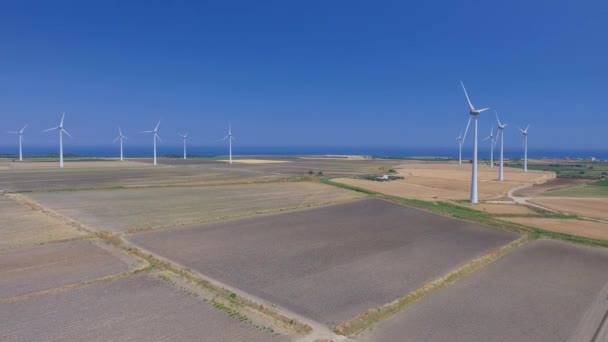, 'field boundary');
333,235,532,336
